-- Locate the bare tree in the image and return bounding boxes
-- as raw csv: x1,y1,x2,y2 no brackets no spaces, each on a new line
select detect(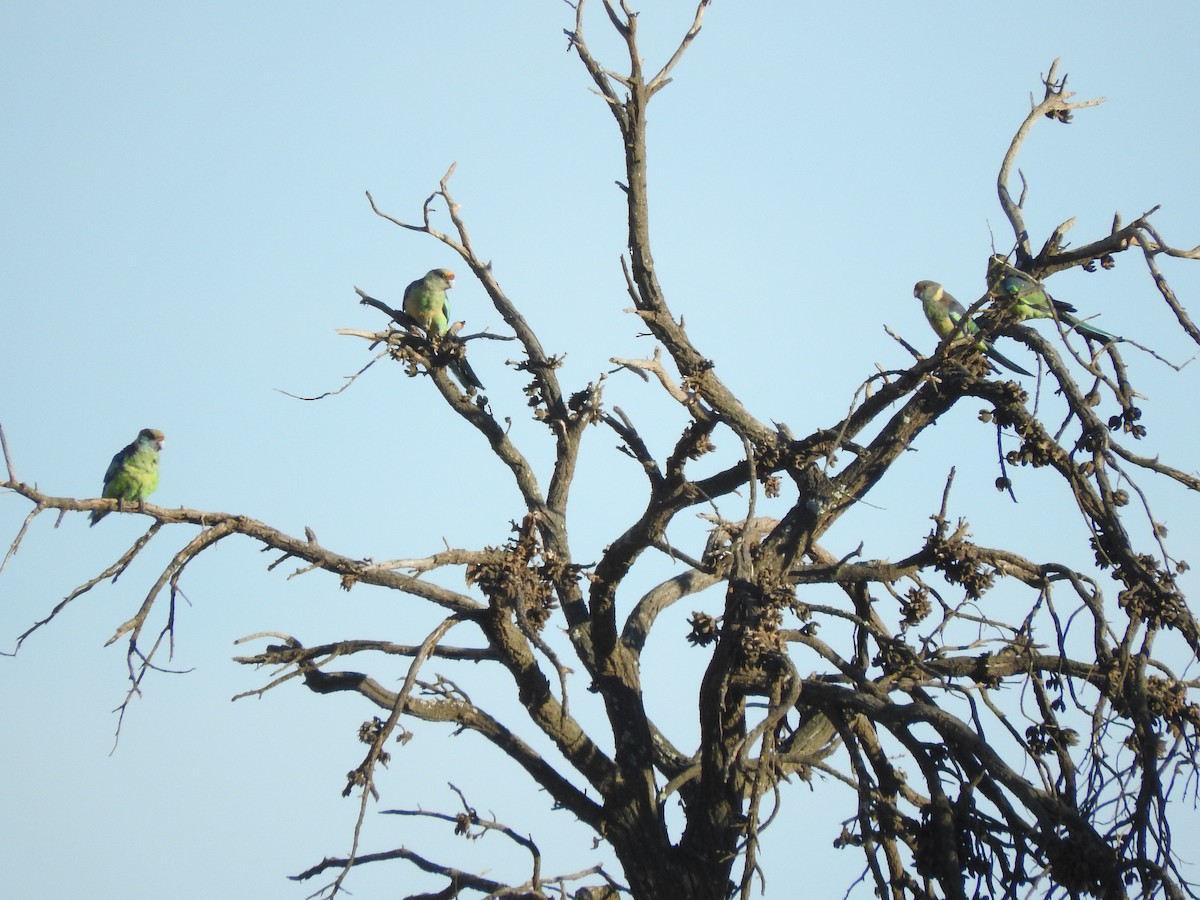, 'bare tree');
5,3,1200,899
